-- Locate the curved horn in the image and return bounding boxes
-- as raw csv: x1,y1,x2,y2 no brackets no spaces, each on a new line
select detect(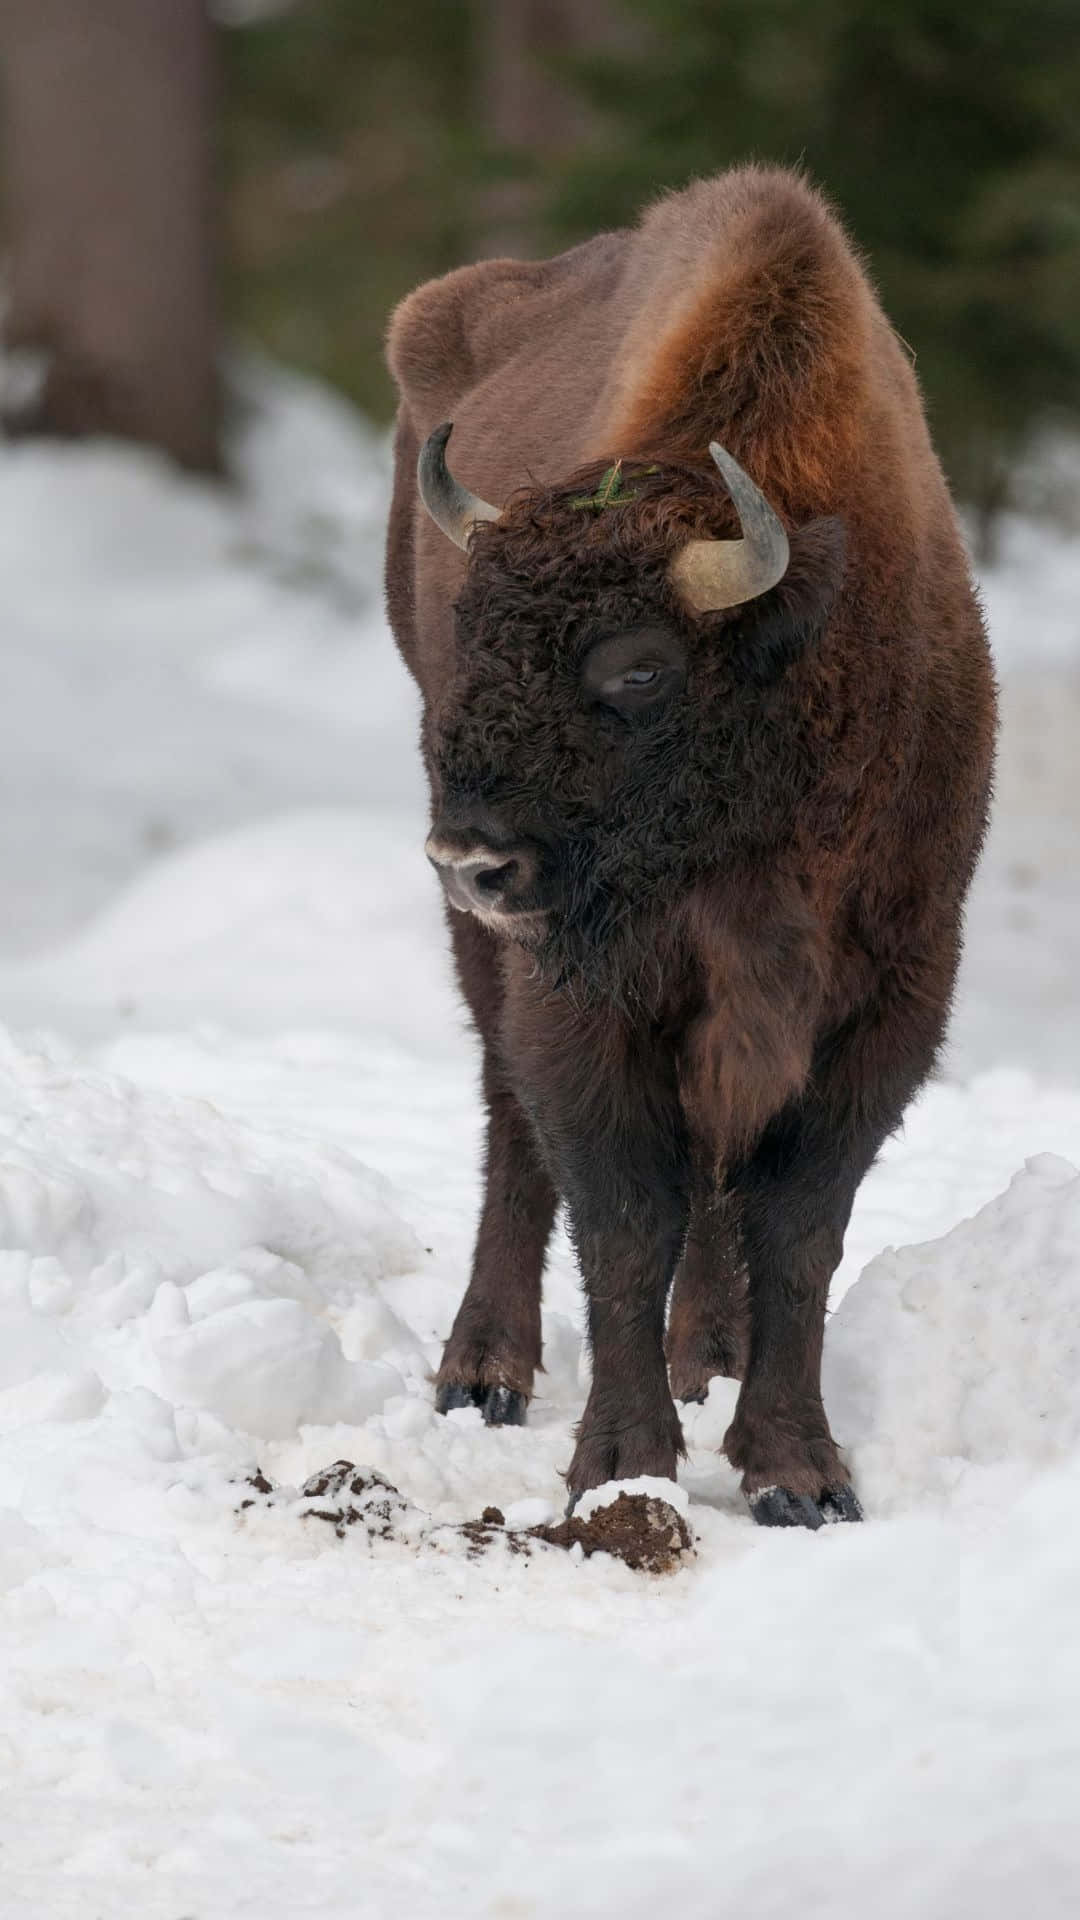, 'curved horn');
668,442,789,612
417,422,501,551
